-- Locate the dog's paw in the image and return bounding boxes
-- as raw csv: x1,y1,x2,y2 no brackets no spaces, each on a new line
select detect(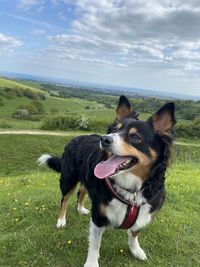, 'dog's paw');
131,247,147,261
77,204,90,215
84,261,99,267
56,218,66,228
